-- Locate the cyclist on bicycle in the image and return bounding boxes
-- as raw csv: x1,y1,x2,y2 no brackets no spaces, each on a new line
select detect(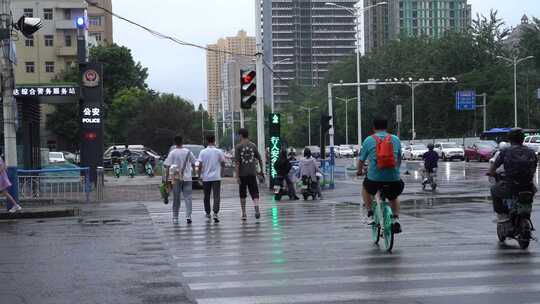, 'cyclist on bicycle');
422,143,438,186
357,117,404,233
